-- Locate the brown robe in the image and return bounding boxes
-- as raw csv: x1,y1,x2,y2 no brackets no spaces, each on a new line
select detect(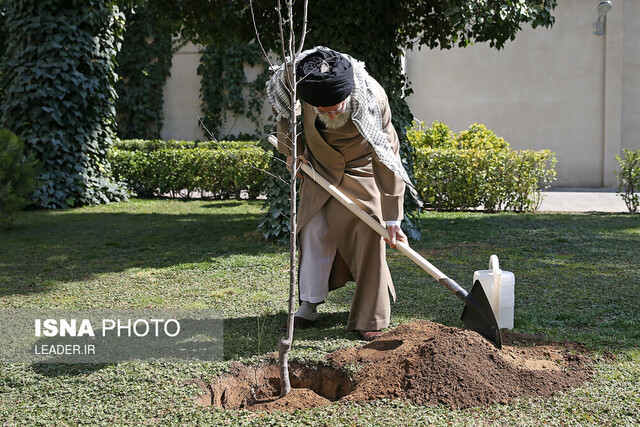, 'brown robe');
276,77,405,331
